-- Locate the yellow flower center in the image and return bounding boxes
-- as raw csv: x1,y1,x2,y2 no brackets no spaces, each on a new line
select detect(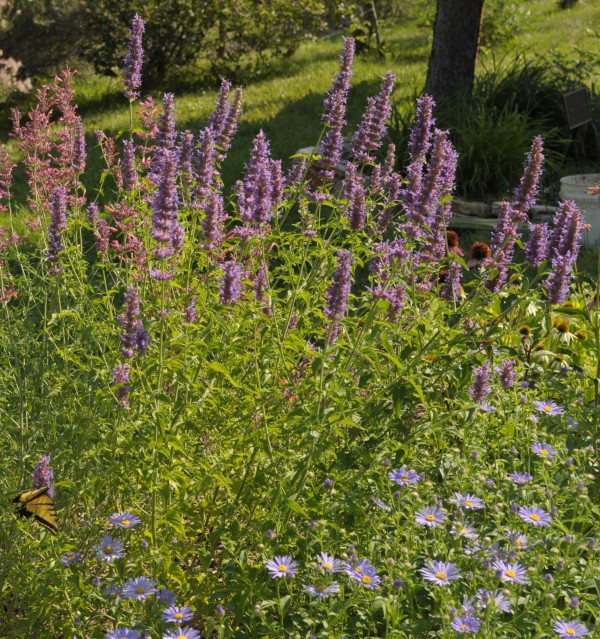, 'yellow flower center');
543,405,553,413
104,546,112,553
539,449,548,456
401,476,409,482
121,519,130,526
426,514,436,521
361,575,371,584
516,539,524,546
435,571,447,580
566,630,576,636
465,500,472,506
460,625,468,632
324,562,333,570
530,514,540,521
174,613,183,619
135,586,146,594
461,528,469,535
278,565,288,572
506,570,516,578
